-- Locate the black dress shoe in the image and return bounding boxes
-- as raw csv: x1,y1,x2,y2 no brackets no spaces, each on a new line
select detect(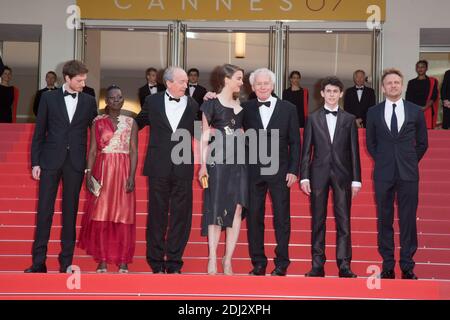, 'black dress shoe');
271,267,287,276
24,264,47,273
249,266,266,276
152,267,165,274
338,268,357,278
402,270,418,280
305,268,325,277
166,269,181,274
380,269,395,279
